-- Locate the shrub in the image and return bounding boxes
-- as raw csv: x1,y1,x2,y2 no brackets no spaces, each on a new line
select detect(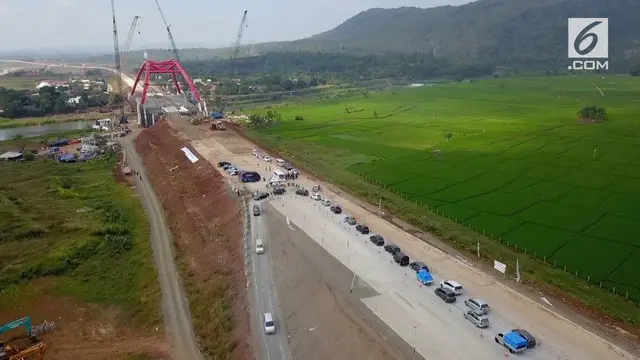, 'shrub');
106,233,133,254
295,115,304,121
